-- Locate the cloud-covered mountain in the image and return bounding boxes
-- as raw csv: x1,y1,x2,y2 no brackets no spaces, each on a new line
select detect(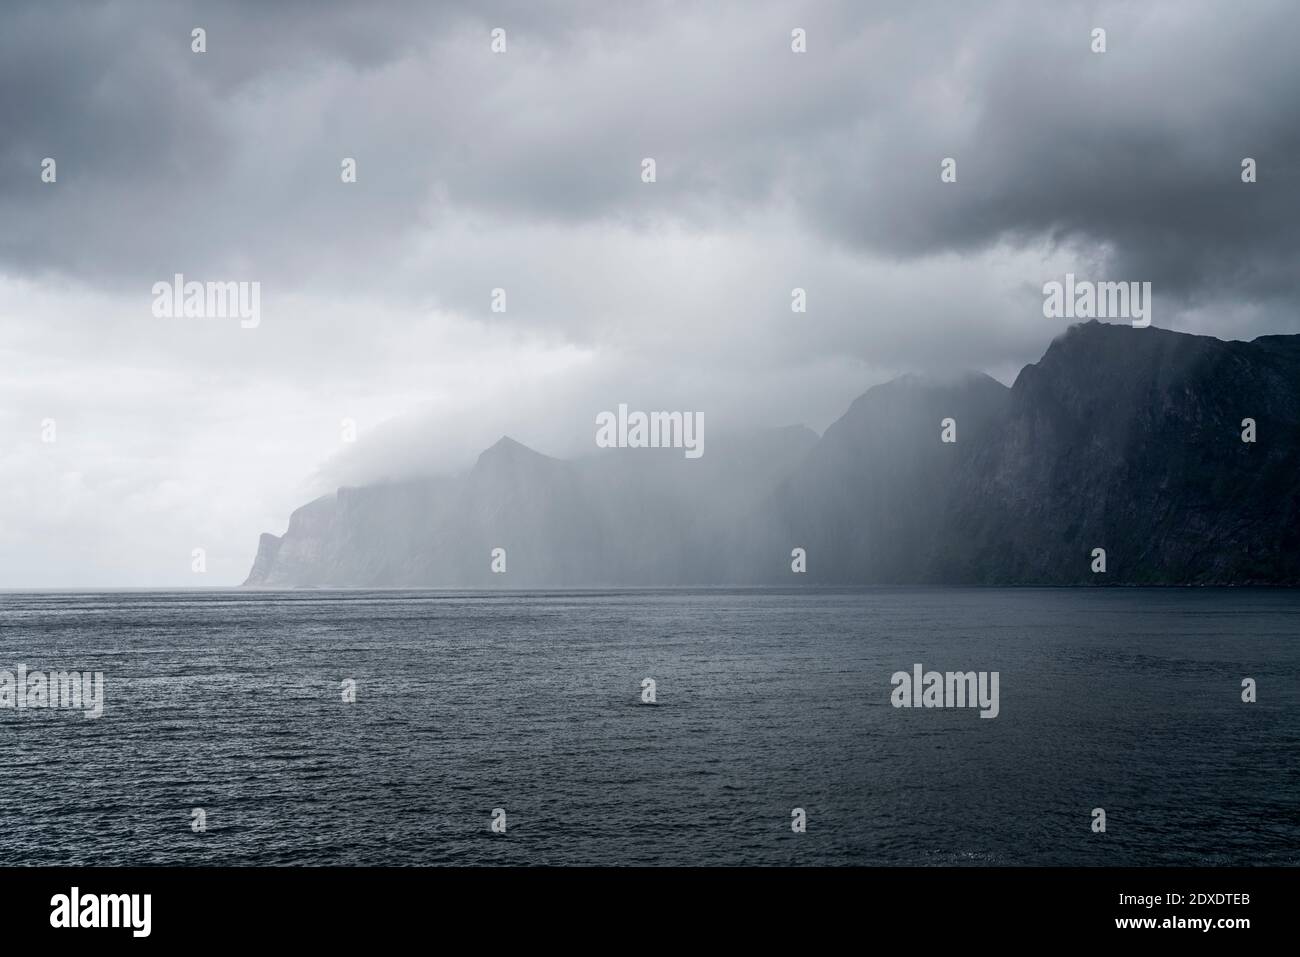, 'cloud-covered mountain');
750,371,1010,583
244,427,818,587
245,322,1300,587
